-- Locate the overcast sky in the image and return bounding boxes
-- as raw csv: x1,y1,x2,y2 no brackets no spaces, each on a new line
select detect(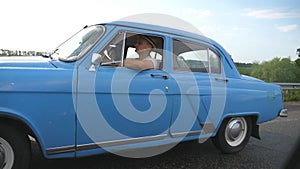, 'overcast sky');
0,0,299,63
